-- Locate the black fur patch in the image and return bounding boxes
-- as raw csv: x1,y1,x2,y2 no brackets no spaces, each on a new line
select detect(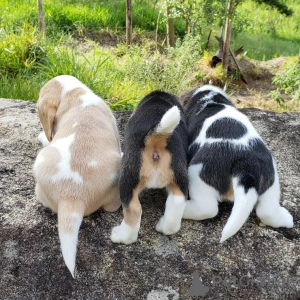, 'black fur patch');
120,91,189,207
206,118,247,139
191,139,274,195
